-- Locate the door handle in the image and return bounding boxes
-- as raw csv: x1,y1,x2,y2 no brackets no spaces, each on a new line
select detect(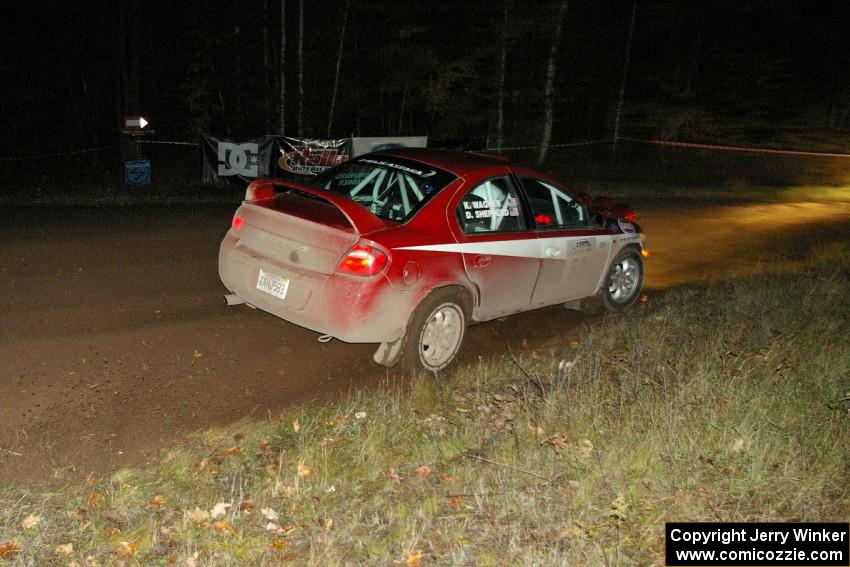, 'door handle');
544,247,563,259
472,254,492,268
